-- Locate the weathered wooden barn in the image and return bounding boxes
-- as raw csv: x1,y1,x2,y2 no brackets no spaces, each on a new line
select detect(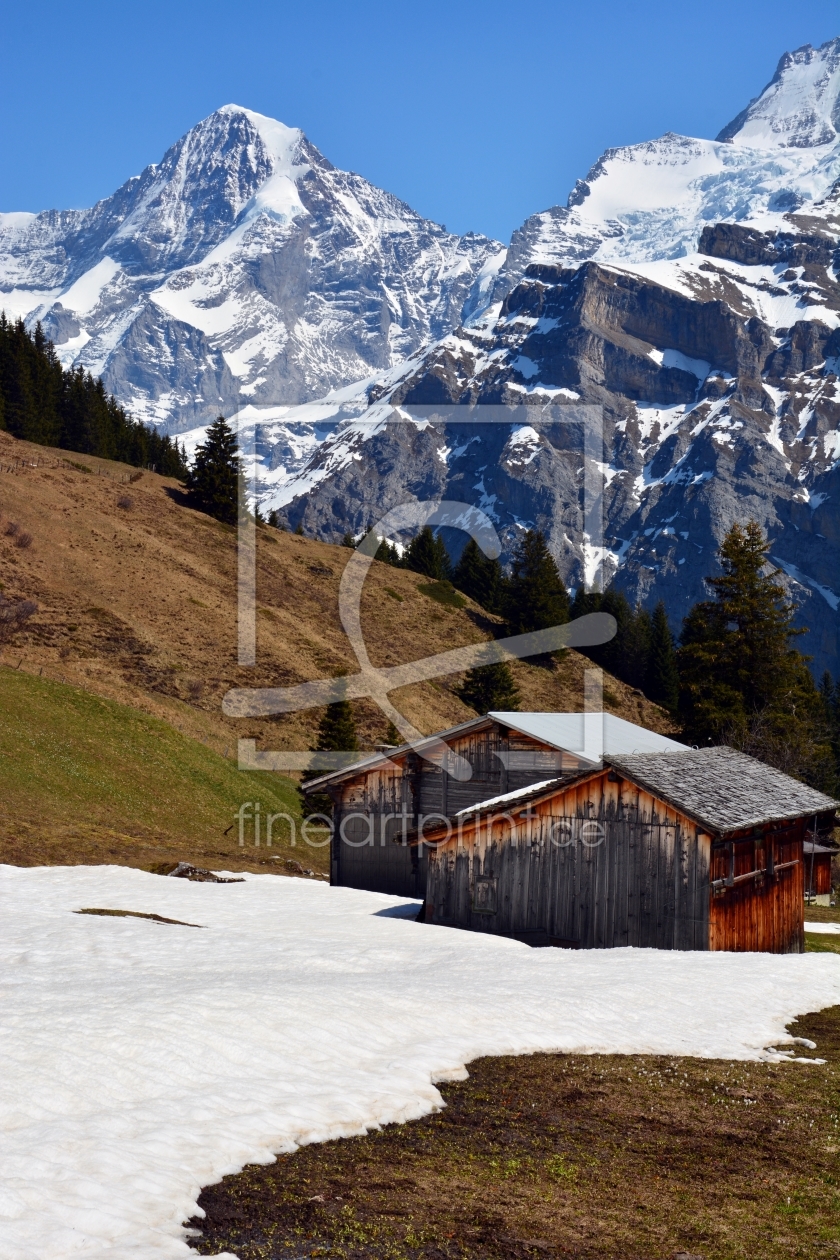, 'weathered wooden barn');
302,712,687,898
804,839,838,905
418,747,839,953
